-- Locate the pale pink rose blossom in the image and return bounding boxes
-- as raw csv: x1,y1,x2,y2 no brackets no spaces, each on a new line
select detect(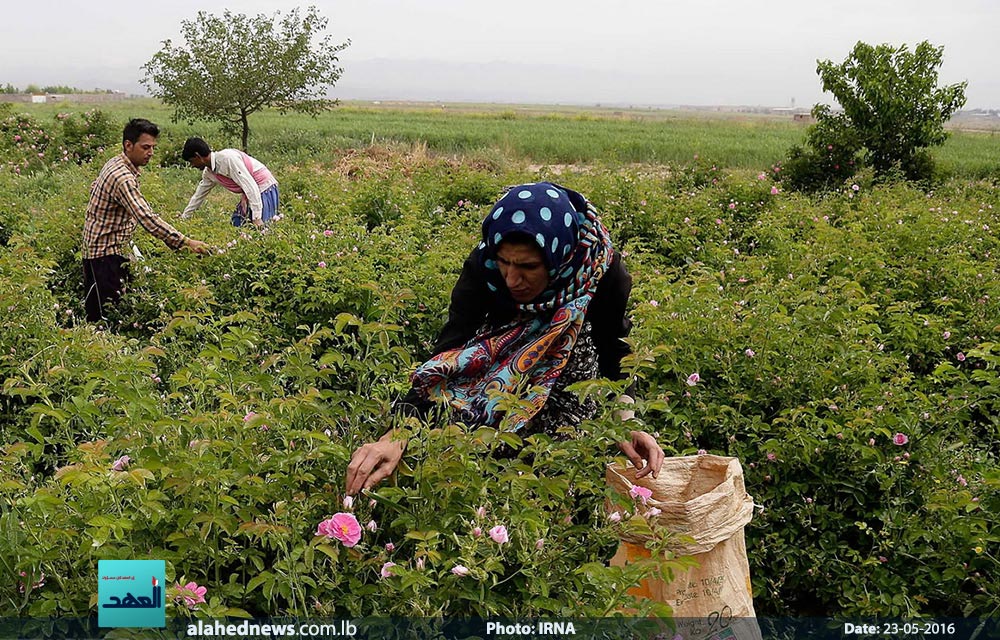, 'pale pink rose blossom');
957,352,966,362
629,485,653,505
489,525,509,544
380,562,396,578
608,511,622,523
686,373,700,386
342,495,354,510
366,520,377,532
472,526,482,537
17,571,45,593
111,455,131,472
892,433,909,446
451,565,470,576
535,538,545,550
